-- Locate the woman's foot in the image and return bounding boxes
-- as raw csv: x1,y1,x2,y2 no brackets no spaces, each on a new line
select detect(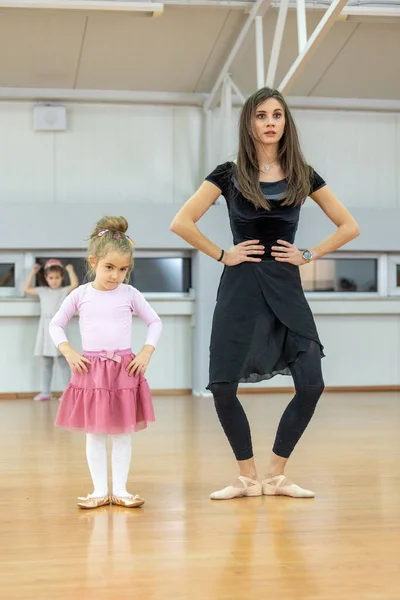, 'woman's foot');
33,393,51,402
77,494,111,509
209,476,262,500
111,494,145,508
262,475,315,498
